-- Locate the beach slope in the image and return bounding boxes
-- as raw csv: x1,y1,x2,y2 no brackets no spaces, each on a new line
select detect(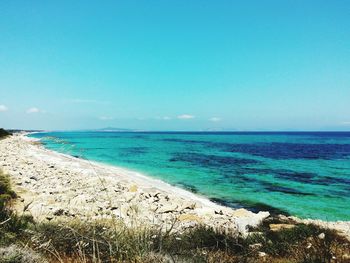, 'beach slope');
0,134,270,234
